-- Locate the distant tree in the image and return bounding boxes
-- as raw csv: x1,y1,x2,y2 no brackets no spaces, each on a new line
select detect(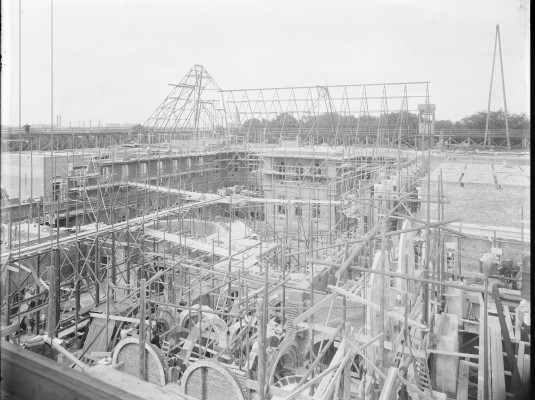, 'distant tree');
1,186,9,201
508,112,530,130
269,113,299,128
435,120,456,130
131,124,146,134
128,124,146,142
459,110,530,130
214,125,226,135
242,118,264,131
